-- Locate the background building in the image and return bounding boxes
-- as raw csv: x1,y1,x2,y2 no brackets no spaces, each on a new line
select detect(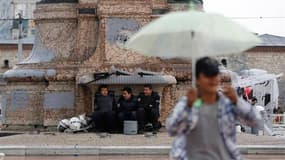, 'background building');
0,0,39,39
0,0,38,74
